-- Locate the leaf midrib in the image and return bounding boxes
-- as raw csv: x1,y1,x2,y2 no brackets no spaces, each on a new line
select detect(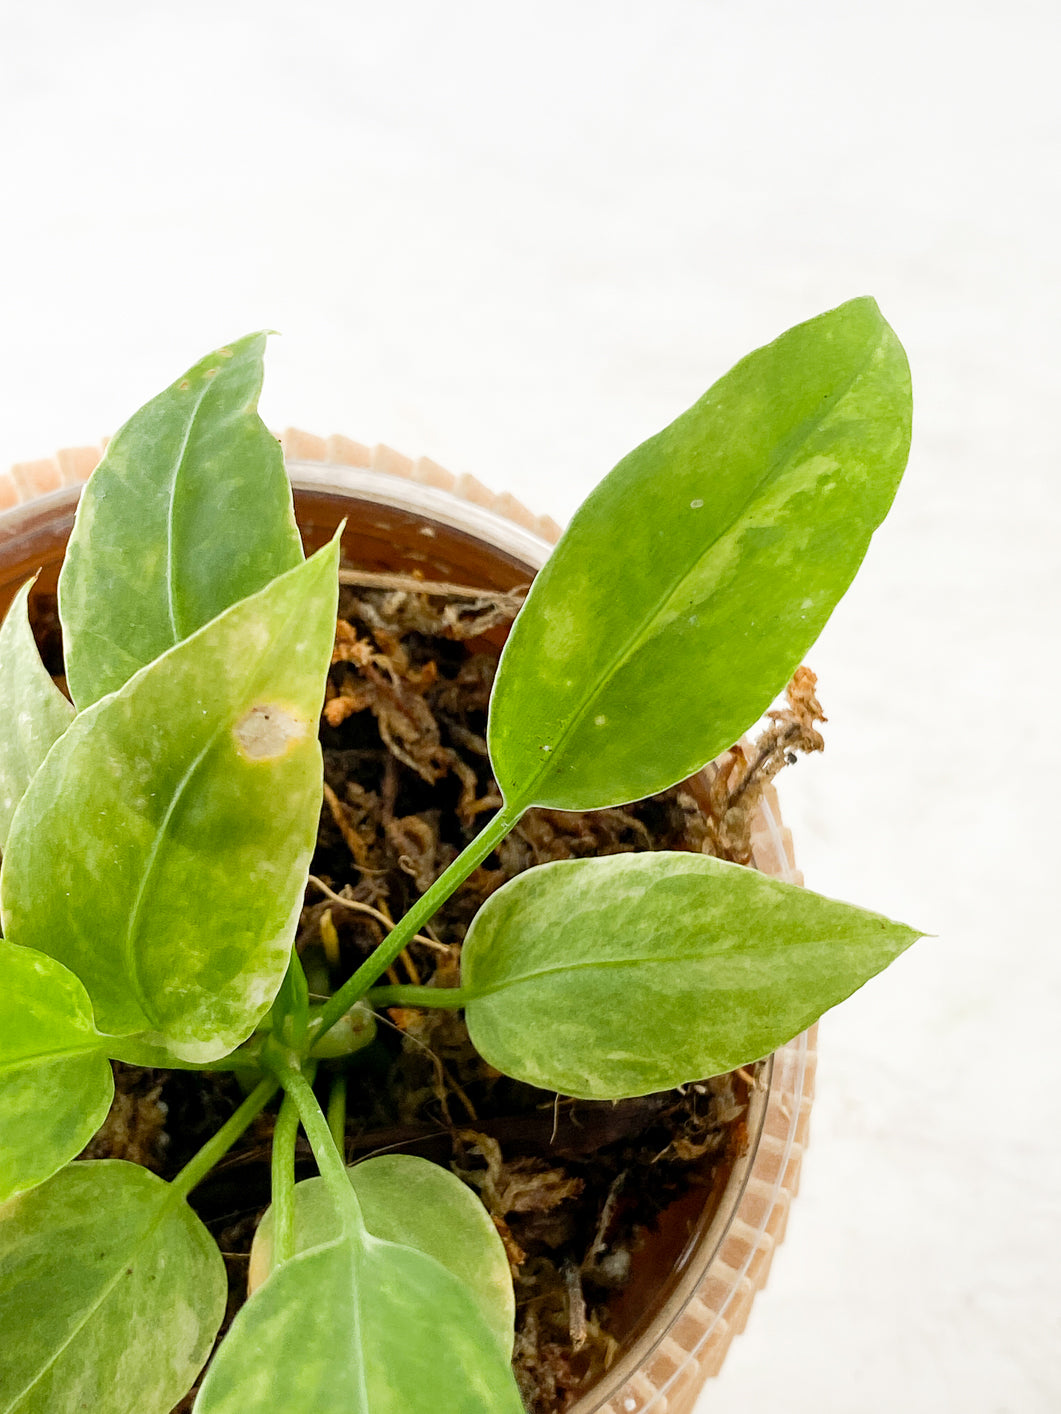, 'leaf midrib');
347,1239,372,1412
466,948,797,1000
122,736,215,1029
506,343,877,809
165,376,217,643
